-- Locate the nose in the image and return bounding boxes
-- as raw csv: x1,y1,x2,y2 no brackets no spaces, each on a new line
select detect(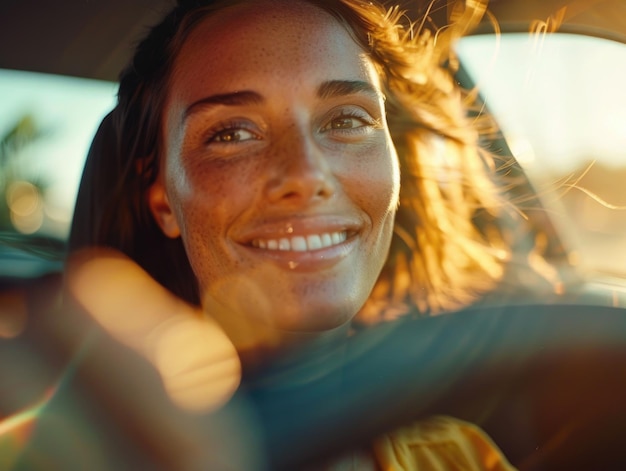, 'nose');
265,130,336,205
